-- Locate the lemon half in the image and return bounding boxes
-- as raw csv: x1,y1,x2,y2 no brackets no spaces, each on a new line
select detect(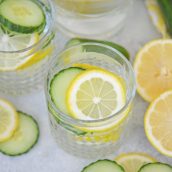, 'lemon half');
134,39,172,102
145,90,172,157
